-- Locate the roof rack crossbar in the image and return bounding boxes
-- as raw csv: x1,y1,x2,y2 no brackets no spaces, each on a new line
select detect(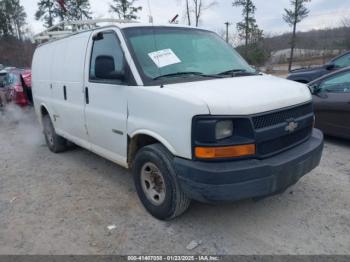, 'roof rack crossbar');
33,18,138,43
